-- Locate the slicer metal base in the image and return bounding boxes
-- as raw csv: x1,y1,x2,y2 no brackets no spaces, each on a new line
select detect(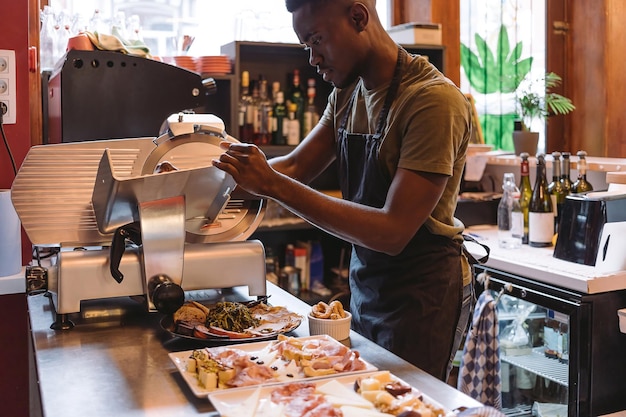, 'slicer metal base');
46,240,267,325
